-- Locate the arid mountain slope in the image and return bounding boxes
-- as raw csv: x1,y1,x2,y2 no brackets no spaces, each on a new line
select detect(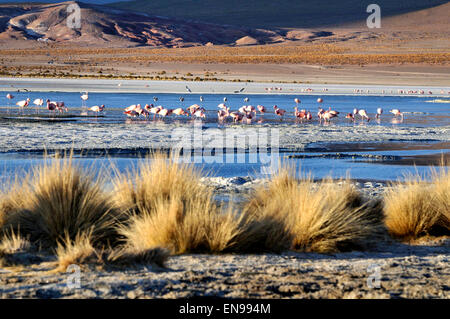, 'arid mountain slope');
0,1,283,47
